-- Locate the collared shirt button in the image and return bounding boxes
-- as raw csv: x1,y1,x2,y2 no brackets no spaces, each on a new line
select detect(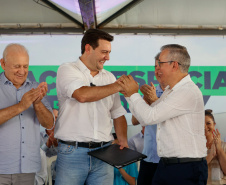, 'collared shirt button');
22,156,25,158
21,114,23,116
22,141,24,143
22,127,24,129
